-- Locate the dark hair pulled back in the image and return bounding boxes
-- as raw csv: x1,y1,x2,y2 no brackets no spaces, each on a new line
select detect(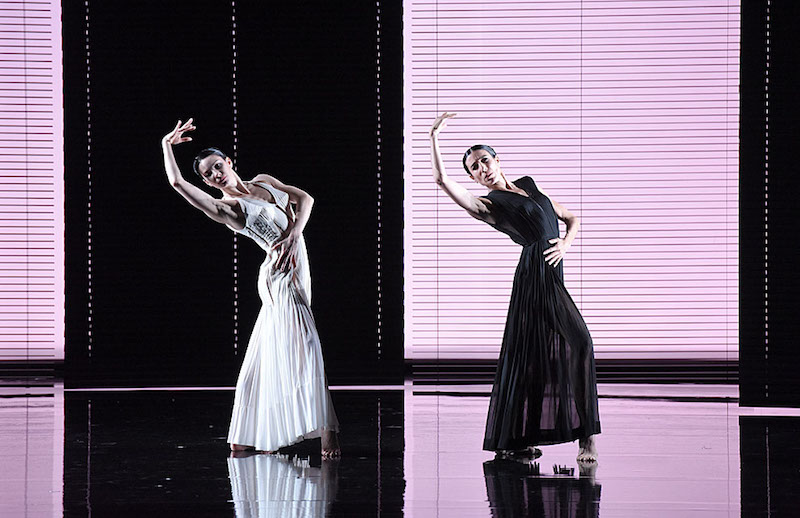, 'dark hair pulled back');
192,147,228,178
462,144,497,175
